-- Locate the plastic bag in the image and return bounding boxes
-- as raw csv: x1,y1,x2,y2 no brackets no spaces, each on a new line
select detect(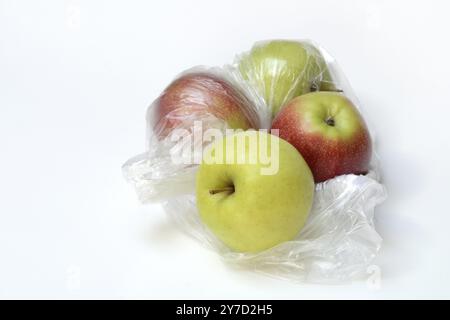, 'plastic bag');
122,40,387,283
